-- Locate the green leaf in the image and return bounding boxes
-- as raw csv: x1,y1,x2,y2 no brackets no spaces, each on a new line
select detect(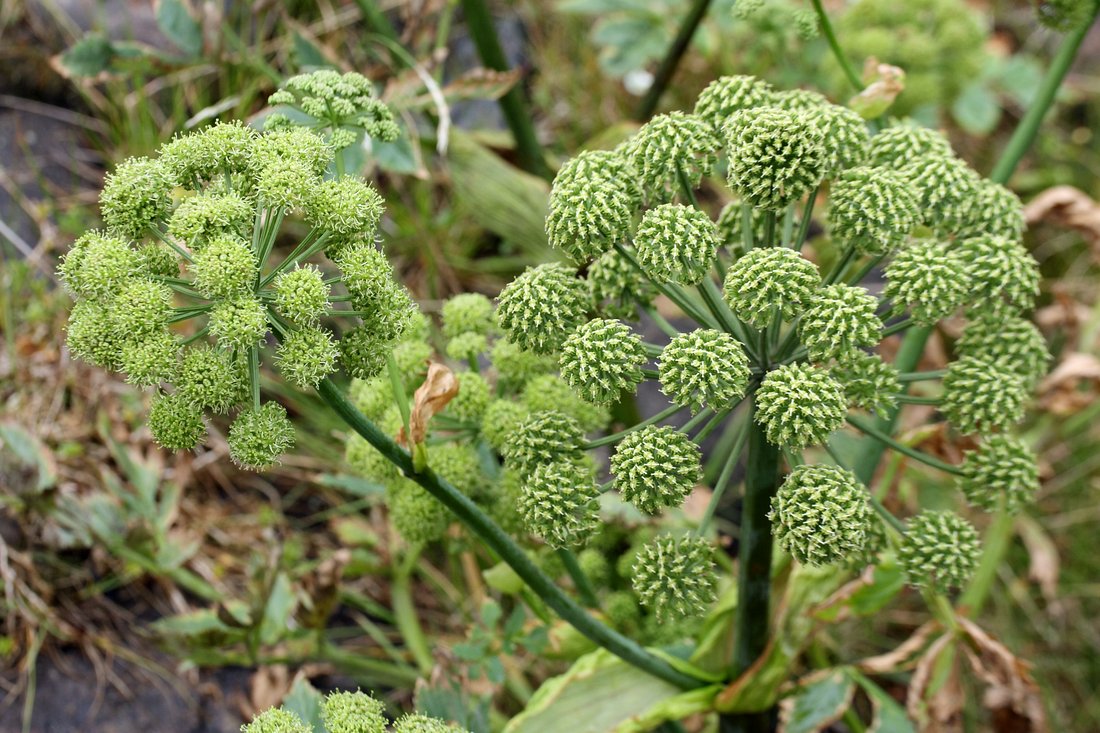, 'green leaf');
371,127,424,177
293,32,329,70
951,84,1002,135
0,422,57,492
57,34,116,78
156,0,203,57
283,677,325,732
779,669,855,733
483,561,525,595
848,562,906,616
316,473,387,498
848,671,914,733
259,572,296,645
